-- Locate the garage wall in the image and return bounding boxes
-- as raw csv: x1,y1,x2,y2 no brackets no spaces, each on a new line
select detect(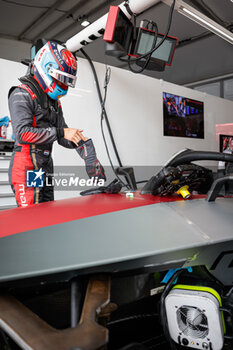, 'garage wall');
1,57,233,199
53,57,233,166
